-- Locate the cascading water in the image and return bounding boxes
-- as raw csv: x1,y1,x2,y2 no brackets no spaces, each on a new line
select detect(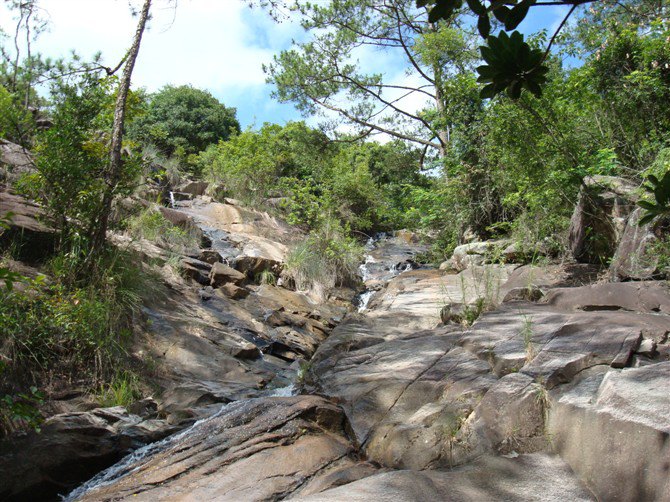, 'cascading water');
355,234,423,312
